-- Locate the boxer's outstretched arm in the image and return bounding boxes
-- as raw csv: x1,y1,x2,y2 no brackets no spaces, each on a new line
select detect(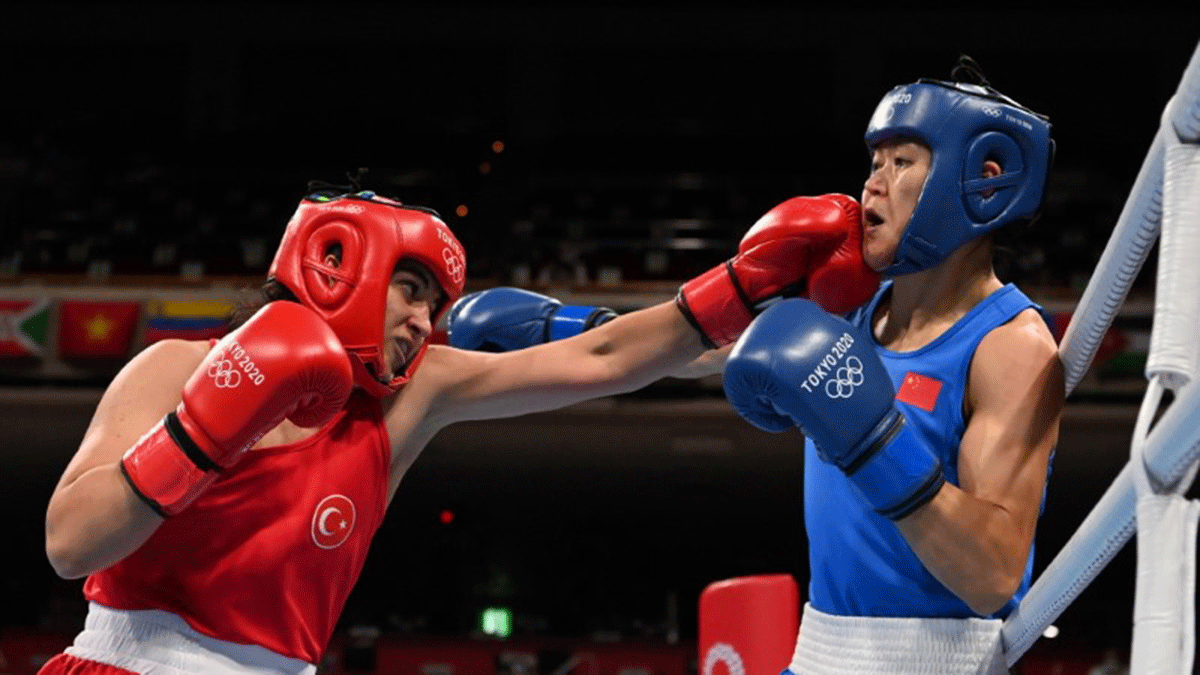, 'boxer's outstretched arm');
895,309,1063,615
444,285,729,380
427,301,706,425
